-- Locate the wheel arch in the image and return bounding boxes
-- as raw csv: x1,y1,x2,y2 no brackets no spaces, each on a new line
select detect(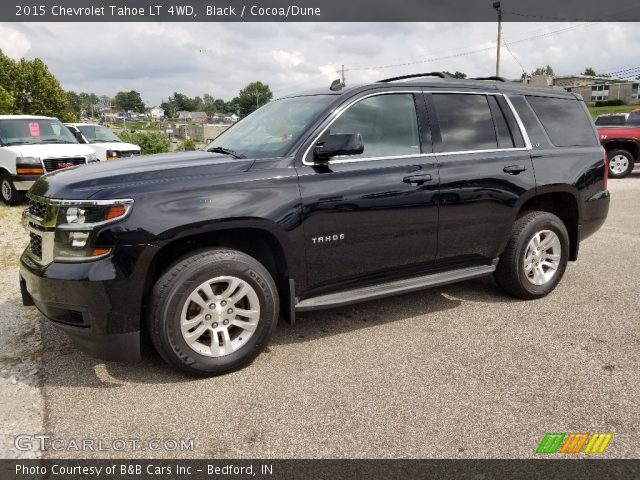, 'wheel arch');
513,189,580,261
141,220,298,327
602,139,639,161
